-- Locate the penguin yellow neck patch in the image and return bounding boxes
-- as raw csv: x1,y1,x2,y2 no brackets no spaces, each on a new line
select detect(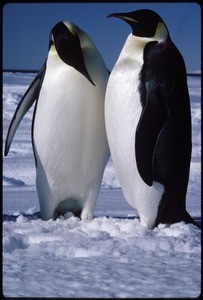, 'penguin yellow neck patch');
153,22,168,42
